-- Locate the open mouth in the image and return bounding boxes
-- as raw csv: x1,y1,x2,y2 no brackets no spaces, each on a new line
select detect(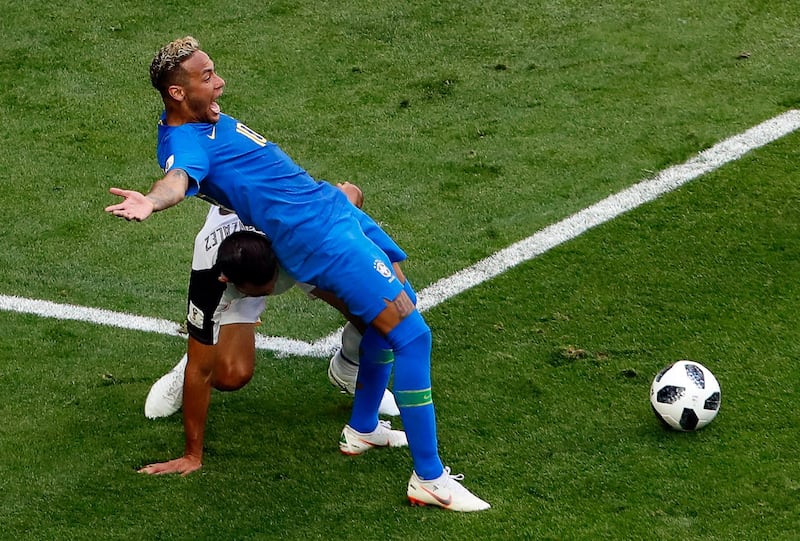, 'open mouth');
210,101,221,114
